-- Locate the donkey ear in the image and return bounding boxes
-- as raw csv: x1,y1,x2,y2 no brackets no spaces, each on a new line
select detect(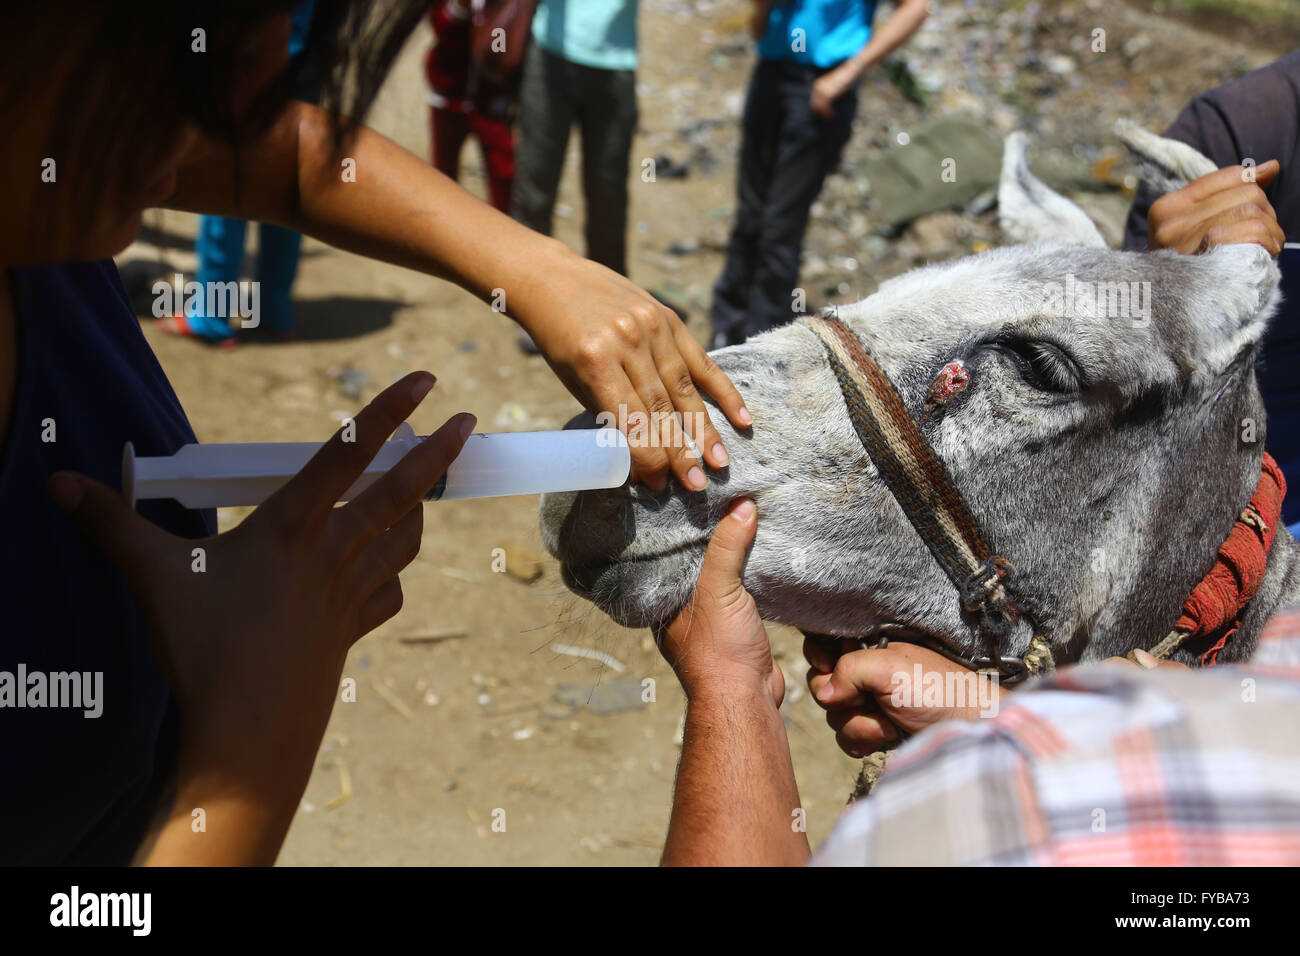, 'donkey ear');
1115,118,1217,197
1176,242,1282,373
998,132,1108,248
